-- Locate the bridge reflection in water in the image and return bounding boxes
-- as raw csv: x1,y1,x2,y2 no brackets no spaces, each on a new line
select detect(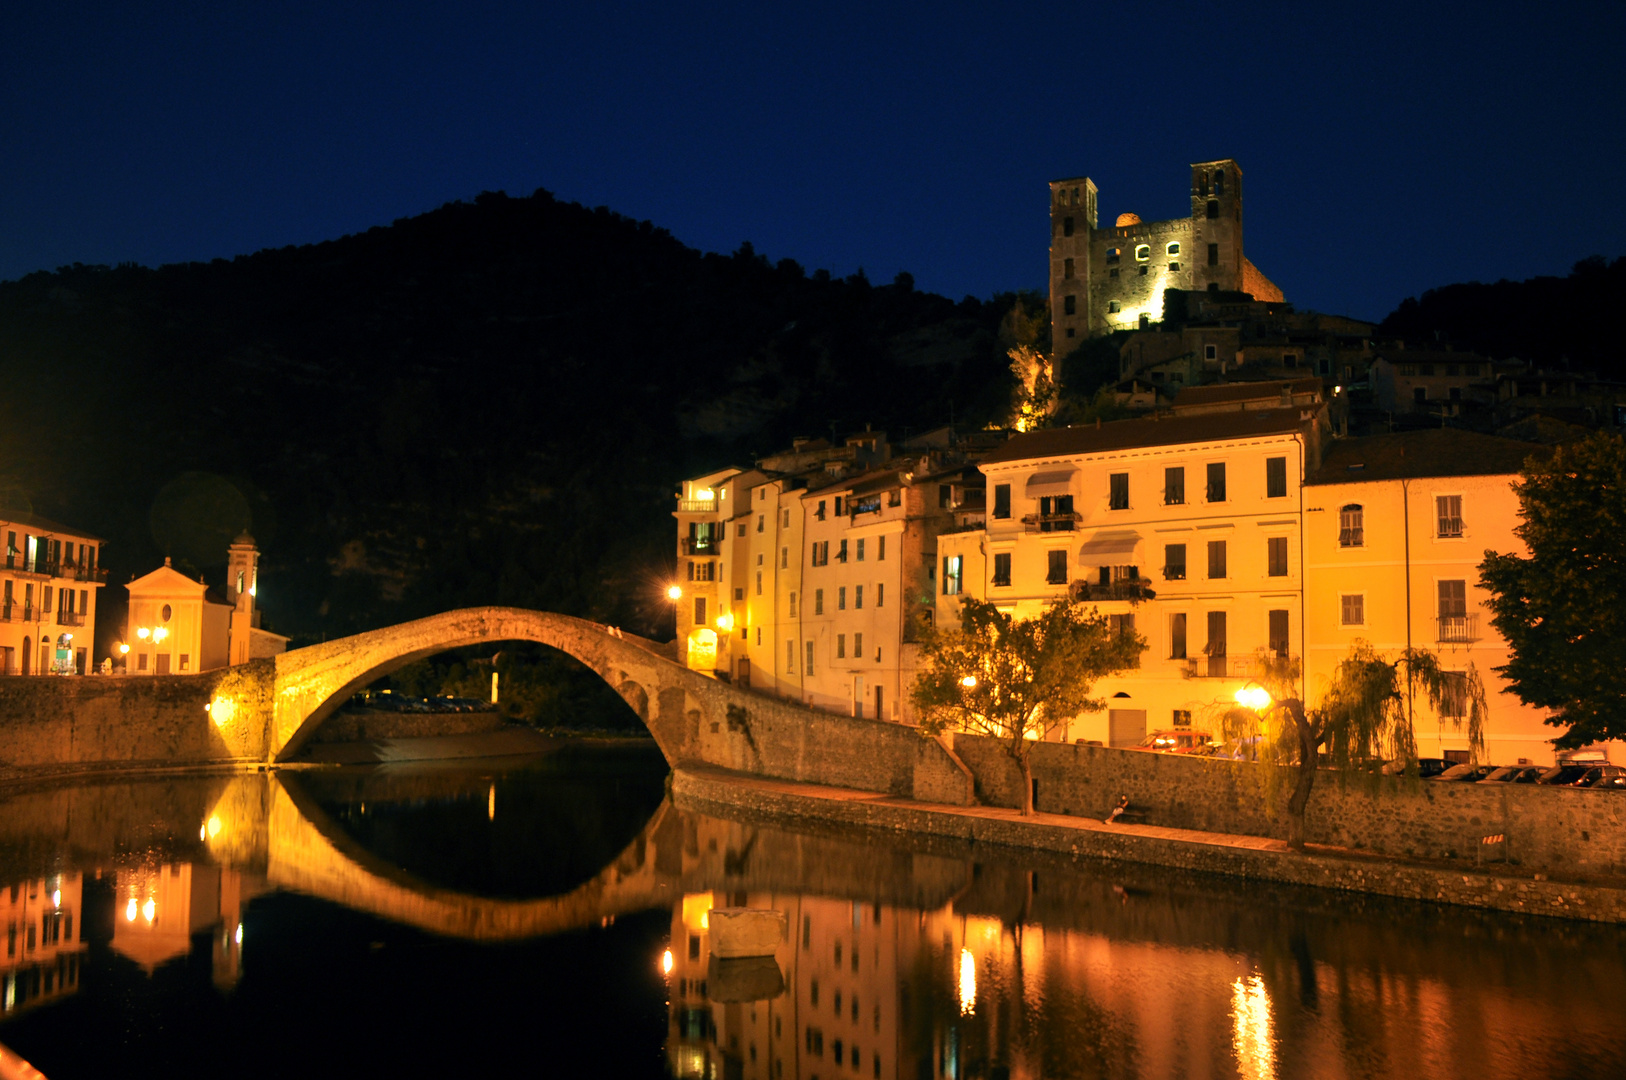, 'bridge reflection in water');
6,766,1626,1080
